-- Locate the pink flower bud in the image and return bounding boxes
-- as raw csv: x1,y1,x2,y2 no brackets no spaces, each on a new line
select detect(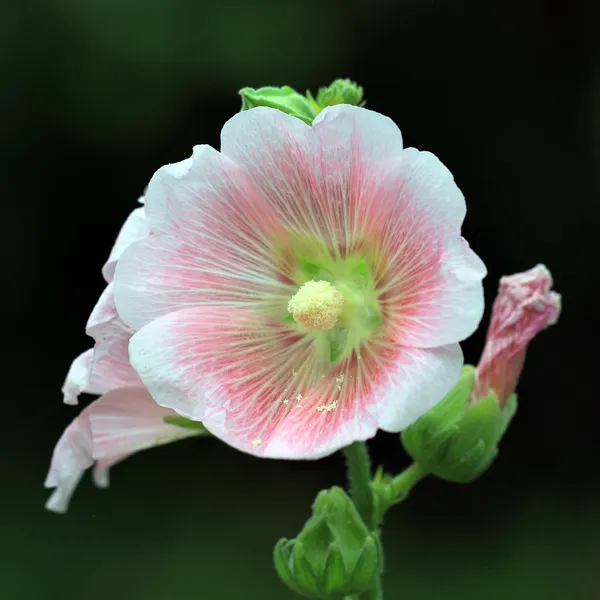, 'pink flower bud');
472,264,561,406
